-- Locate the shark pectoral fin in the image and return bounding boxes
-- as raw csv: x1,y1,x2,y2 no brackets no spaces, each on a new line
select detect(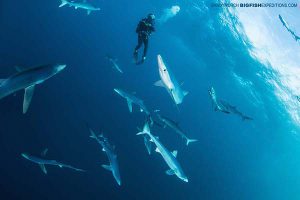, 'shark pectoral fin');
58,165,63,168
166,169,175,176
144,136,152,155
172,150,178,157
155,147,160,153
59,0,68,7
23,85,35,114
102,164,112,171
87,10,91,15
39,164,47,174
183,90,189,96
186,138,198,146
154,80,164,87
127,99,133,112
